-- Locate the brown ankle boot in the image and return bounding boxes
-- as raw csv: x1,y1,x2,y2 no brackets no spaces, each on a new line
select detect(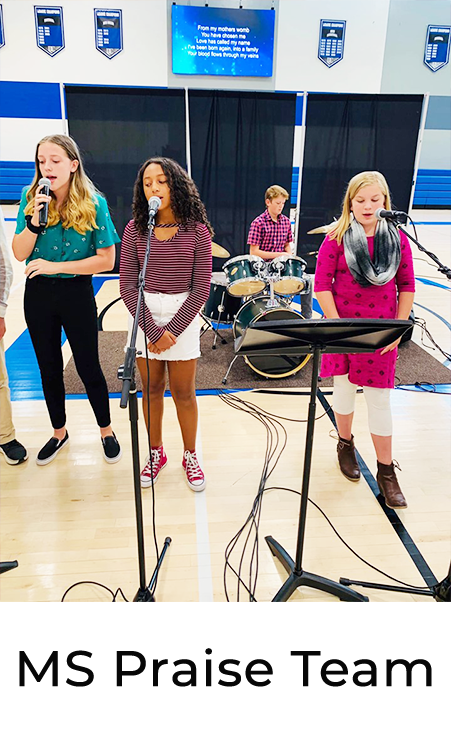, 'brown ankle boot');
337,435,360,481
376,460,407,509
